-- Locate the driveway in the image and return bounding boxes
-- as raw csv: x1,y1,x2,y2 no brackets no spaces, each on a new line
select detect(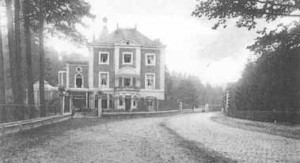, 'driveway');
0,115,228,163
1,113,298,163
166,113,300,163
